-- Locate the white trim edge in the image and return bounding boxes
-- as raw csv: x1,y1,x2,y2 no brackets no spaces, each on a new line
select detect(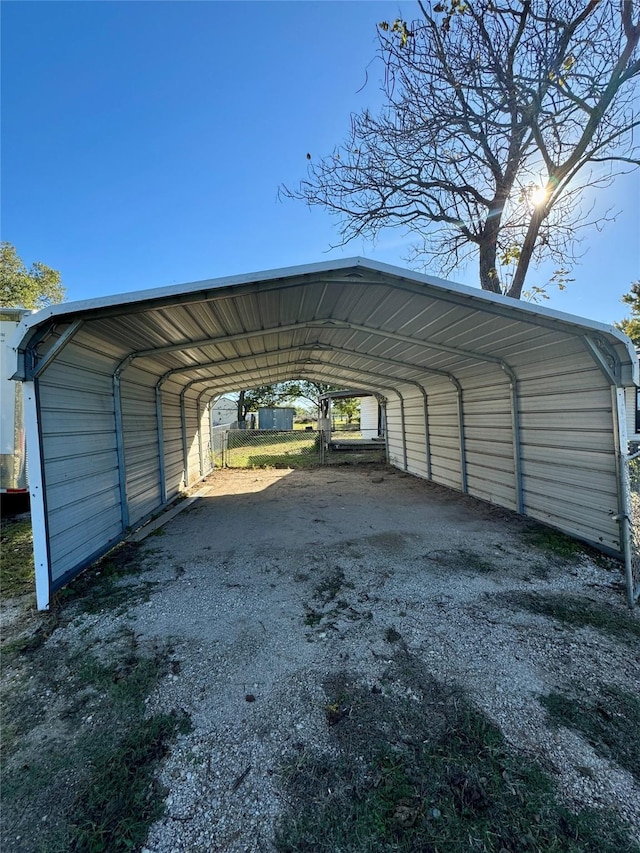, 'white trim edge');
23,381,50,610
